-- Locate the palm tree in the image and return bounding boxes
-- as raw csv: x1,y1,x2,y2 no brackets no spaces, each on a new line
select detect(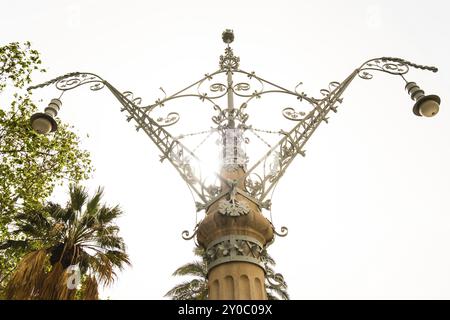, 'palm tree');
1,185,130,300
165,247,289,300
165,247,208,300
